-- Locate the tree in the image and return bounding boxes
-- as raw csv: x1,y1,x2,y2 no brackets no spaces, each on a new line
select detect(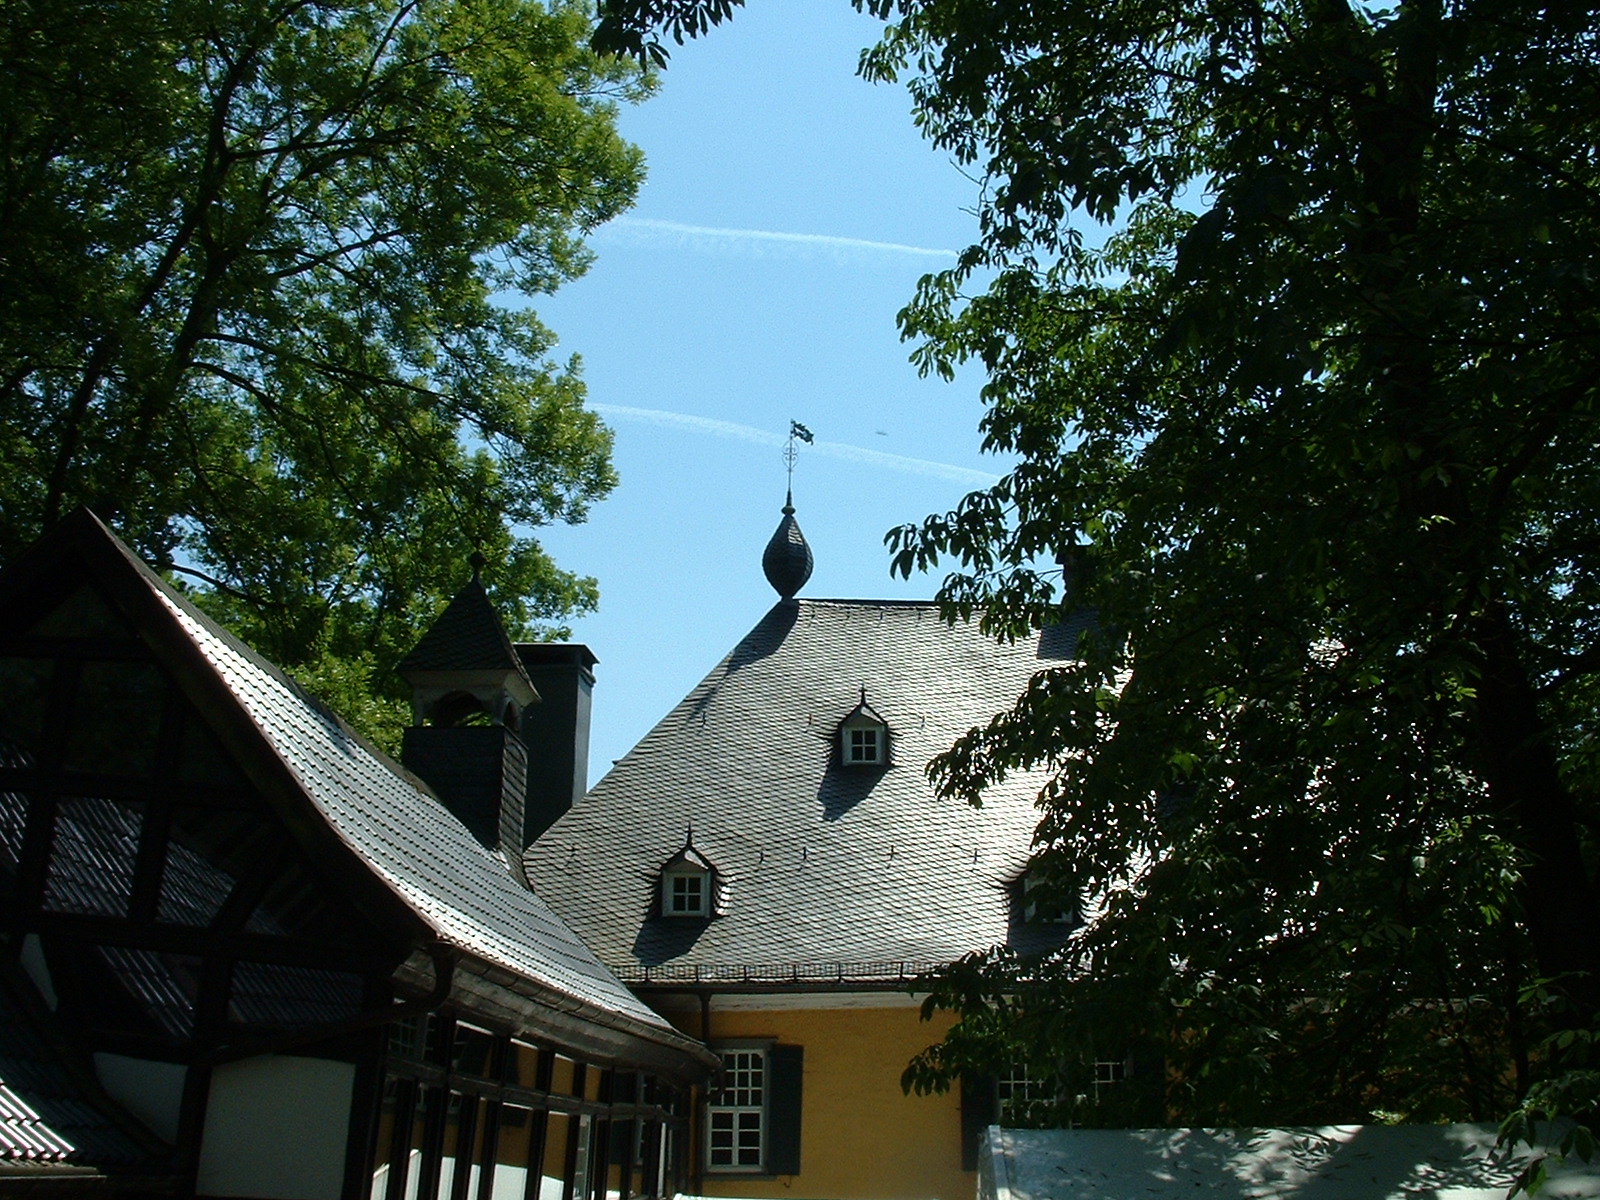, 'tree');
597,0,1600,1144
1,0,642,743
